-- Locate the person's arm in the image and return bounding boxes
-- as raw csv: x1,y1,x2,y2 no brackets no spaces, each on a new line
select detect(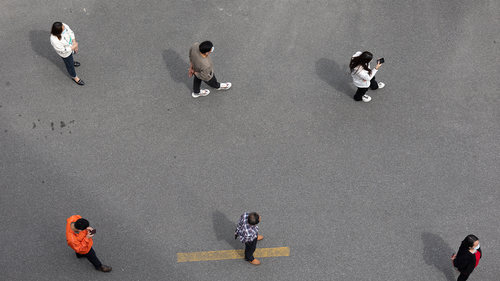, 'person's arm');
452,252,469,269
356,68,378,82
68,229,93,254
64,24,78,52
64,24,75,40
188,62,195,77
